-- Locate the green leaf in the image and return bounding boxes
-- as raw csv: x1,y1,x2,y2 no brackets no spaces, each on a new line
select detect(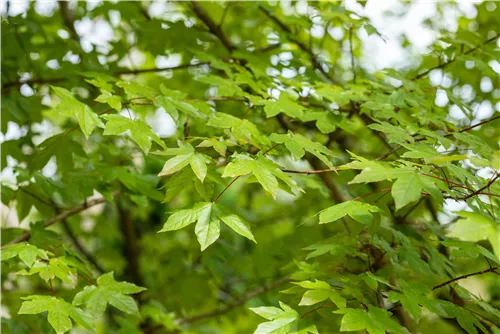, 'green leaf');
337,306,409,334
319,201,380,225
51,86,103,138
73,272,146,317
116,81,156,101
95,90,122,111
160,202,256,249
19,257,74,283
270,132,335,169
197,138,228,156
350,166,414,184
250,302,303,334
102,114,165,154
218,206,256,243
449,212,500,261
194,204,221,251
159,202,212,232
387,279,430,322
208,113,271,148
157,142,211,182
1,242,48,267
19,295,94,334
441,240,499,265
293,280,346,308
391,172,423,210
257,95,304,118
223,153,300,198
